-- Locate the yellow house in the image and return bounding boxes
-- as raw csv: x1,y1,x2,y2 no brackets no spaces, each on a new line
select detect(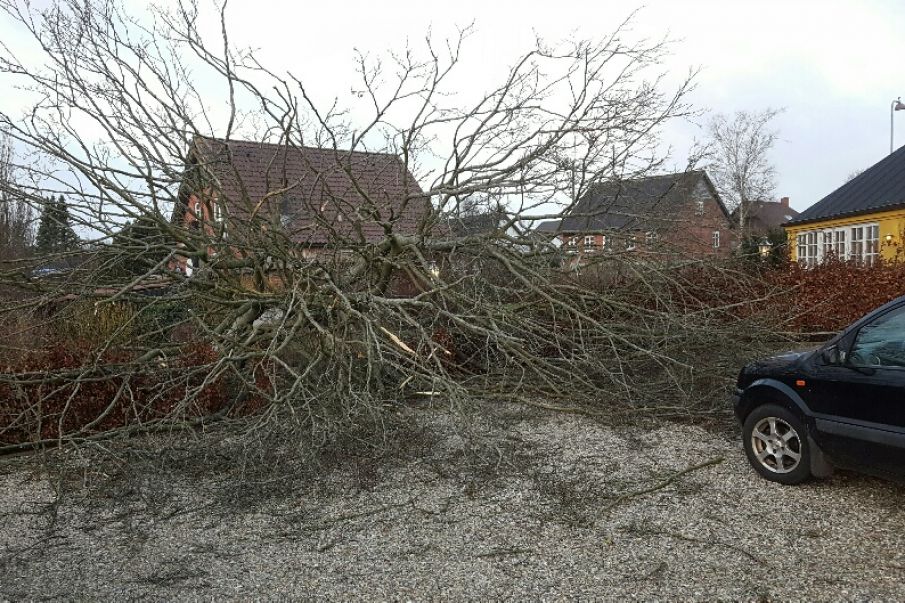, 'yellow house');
785,148,905,266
